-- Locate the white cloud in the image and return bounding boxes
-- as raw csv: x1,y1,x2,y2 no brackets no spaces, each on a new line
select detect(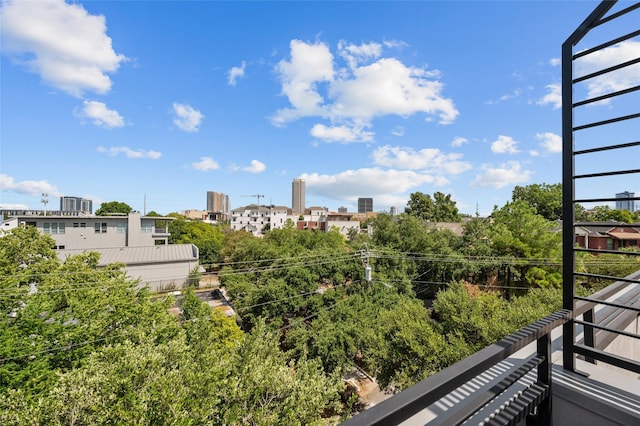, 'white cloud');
0,174,61,197
338,40,382,69
272,39,458,140
0,202,29,210
228,61,246,86
242,160,266,174
172,103,204,132
0,0,126,97
272,40,335,125
81,100,124,128
489,88,522,104
575,40,640,101
191,157,219,171
549,58,560,67
391,126,405,137
535,132,562,154
537,84,562,109
470,161,532,189
491,135,519,154
97,146,161,159
451,136,468,147
229,160,266,173
301,168,448,201
310,123,374,143
372,145,471,175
